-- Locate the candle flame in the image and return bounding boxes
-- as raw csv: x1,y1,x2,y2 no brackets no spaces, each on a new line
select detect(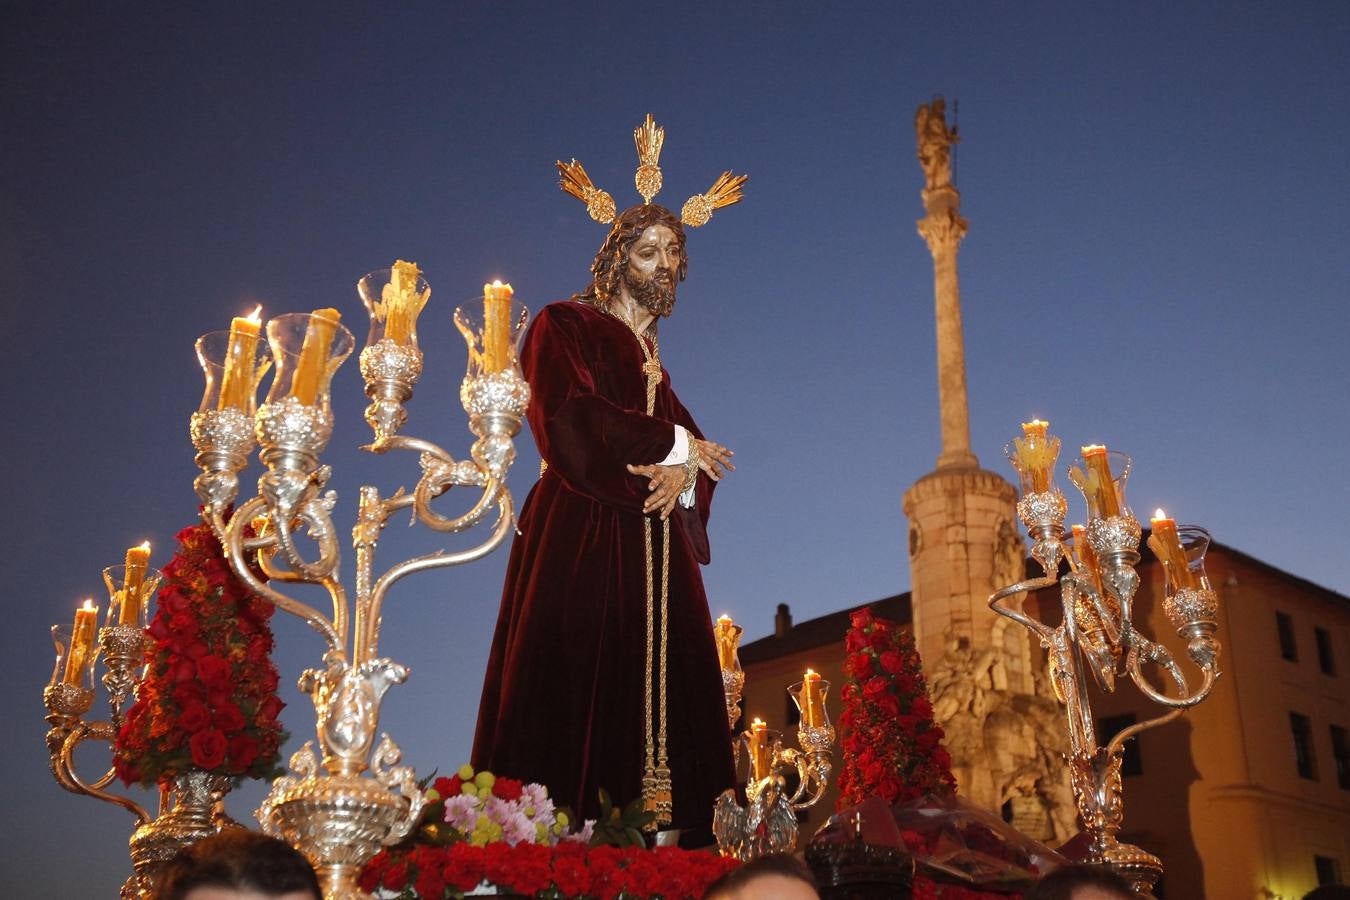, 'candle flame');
805,668,816,676
80,598,96,612
246,304,263,324
1082,444,1107,455
717,614,733,623
1153,508,1168,520
138,540,151,552
751,717,765,727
